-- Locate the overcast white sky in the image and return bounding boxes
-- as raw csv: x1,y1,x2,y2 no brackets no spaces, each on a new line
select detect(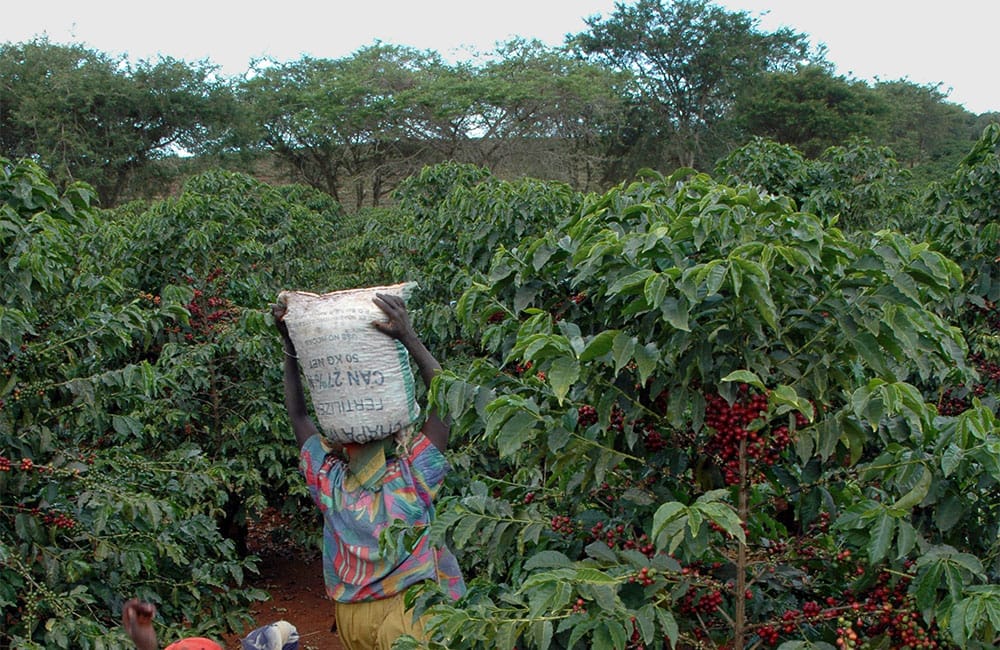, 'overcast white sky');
3,1,998,115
